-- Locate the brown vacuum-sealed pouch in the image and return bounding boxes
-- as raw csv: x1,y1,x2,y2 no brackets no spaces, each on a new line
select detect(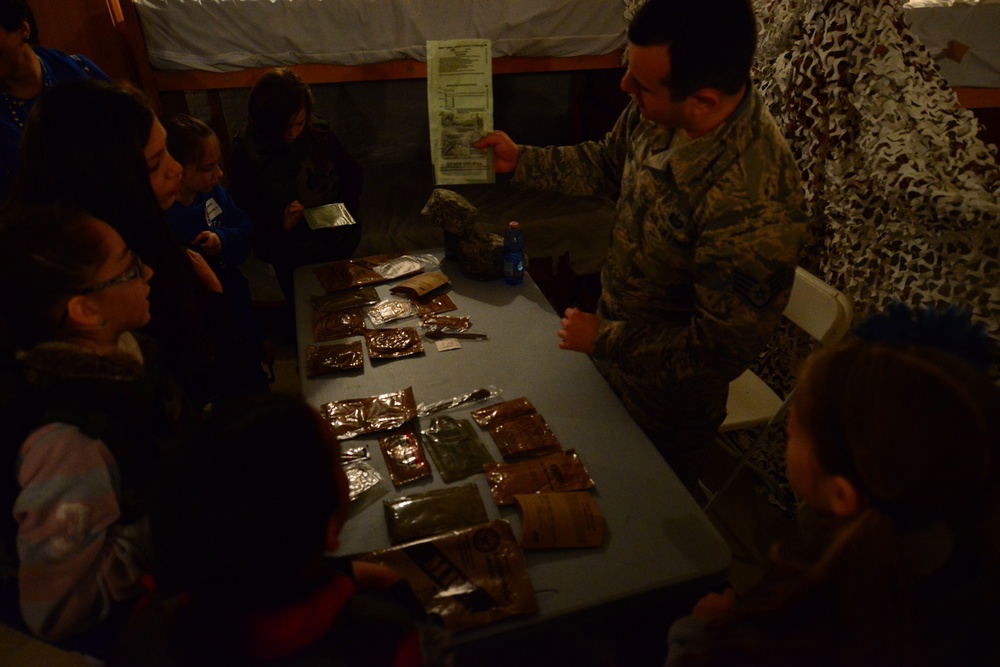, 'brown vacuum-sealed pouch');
314,252,410,292
314,259,386,292
489,413,562,458
471,397,536,427
421,314,470,330
484,450,595,505
310,286,380,312
312,307,366,342
321,386,418,439
413,293,458,317
365,327,425,359
305,341,364,377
